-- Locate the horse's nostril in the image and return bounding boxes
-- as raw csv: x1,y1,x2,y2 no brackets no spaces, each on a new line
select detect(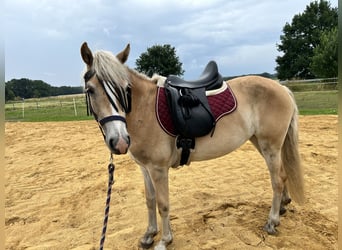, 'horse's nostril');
108,136,129,154
109,138,116,149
